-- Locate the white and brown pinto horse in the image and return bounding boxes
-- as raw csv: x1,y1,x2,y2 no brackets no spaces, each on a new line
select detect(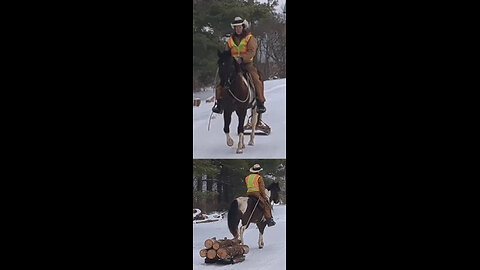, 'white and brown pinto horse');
227,182,281,248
